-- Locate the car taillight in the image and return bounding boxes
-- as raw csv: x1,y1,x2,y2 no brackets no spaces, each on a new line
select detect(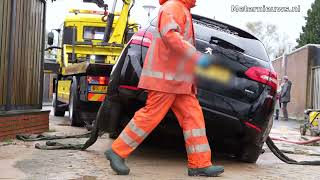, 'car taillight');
130,31,153,47
87,76,108,85
245,67,277,91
